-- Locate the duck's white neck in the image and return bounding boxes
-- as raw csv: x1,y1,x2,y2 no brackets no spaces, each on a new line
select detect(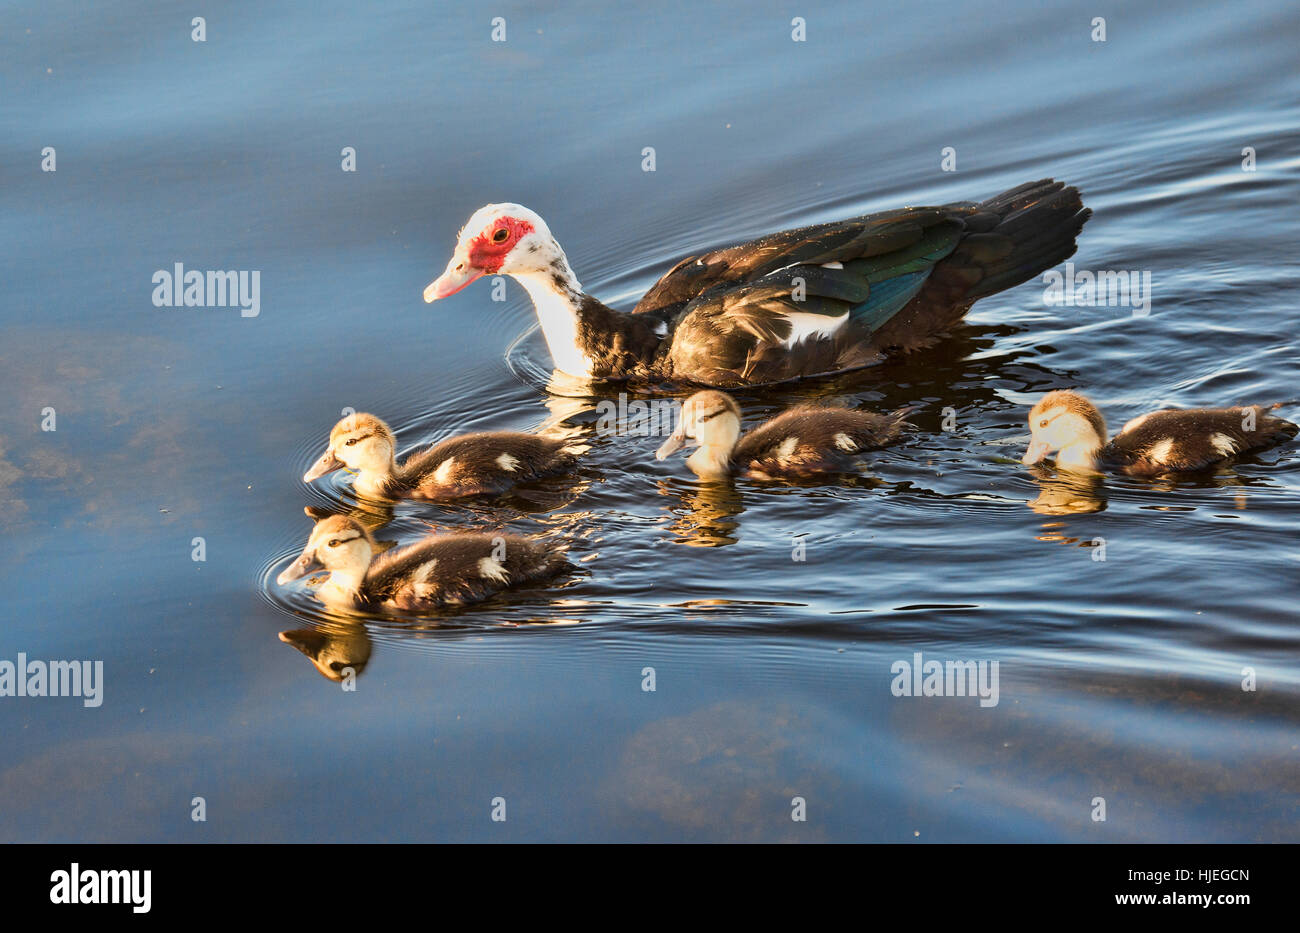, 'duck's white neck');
512,257,595,378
